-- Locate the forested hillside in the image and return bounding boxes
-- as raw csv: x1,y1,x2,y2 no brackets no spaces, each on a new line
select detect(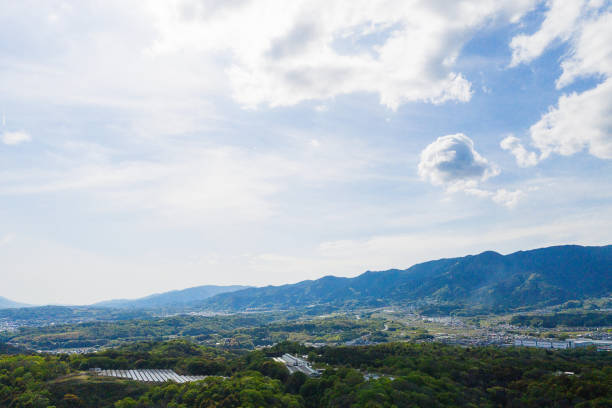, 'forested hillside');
1,339,611,407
